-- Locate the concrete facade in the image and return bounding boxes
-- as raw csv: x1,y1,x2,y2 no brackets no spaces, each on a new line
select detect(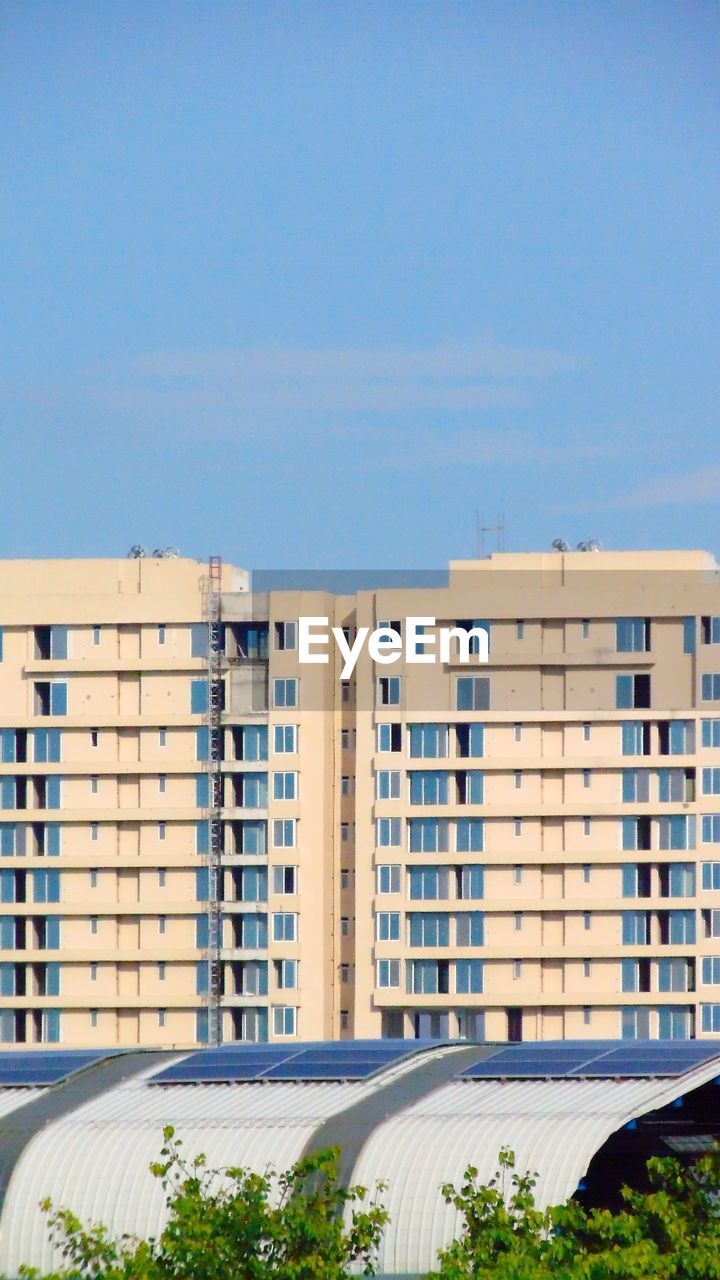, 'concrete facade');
3,548,720,1047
